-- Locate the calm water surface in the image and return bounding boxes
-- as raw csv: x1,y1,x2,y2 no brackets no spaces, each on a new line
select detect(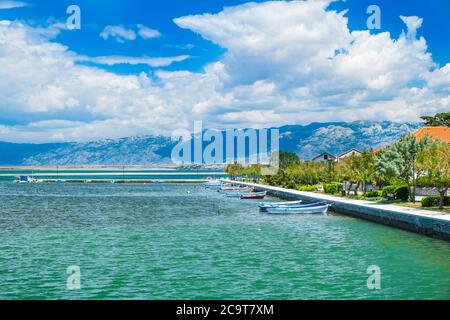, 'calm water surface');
0,183,449,299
